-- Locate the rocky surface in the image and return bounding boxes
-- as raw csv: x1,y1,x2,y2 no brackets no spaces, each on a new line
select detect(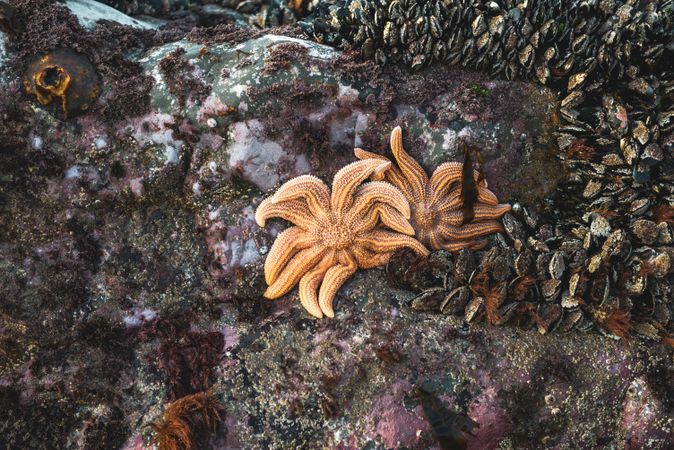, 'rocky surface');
0,1,672,449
